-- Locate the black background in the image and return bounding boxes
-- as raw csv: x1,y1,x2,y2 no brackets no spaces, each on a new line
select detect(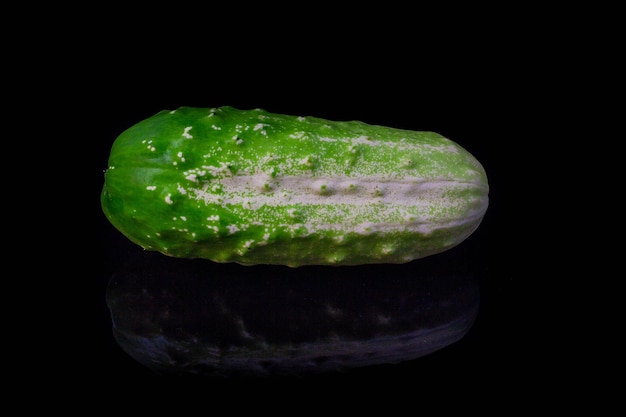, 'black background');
68,19,559,401
5,2,597,407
